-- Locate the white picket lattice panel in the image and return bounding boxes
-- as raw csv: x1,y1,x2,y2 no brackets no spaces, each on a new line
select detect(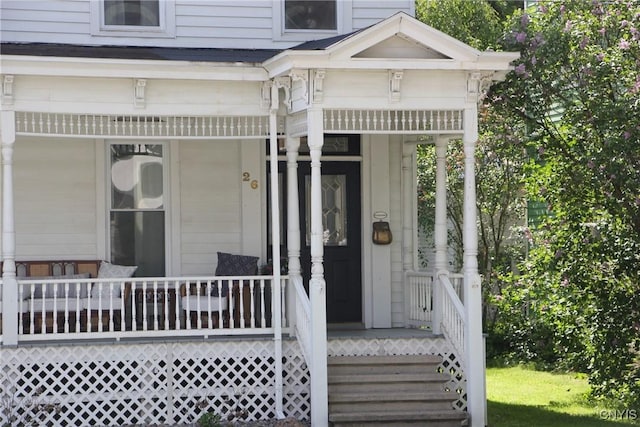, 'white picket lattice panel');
14,112,285,140
328,336,467,411
0,340,310,426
